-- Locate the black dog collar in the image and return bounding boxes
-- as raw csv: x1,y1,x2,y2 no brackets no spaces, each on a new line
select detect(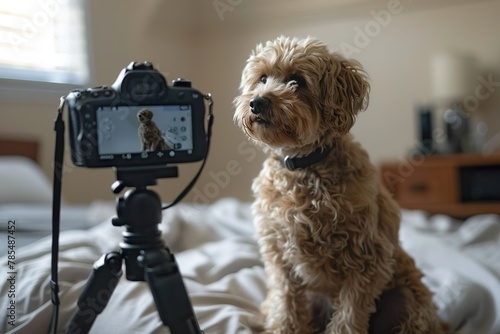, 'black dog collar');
283,146,331,171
